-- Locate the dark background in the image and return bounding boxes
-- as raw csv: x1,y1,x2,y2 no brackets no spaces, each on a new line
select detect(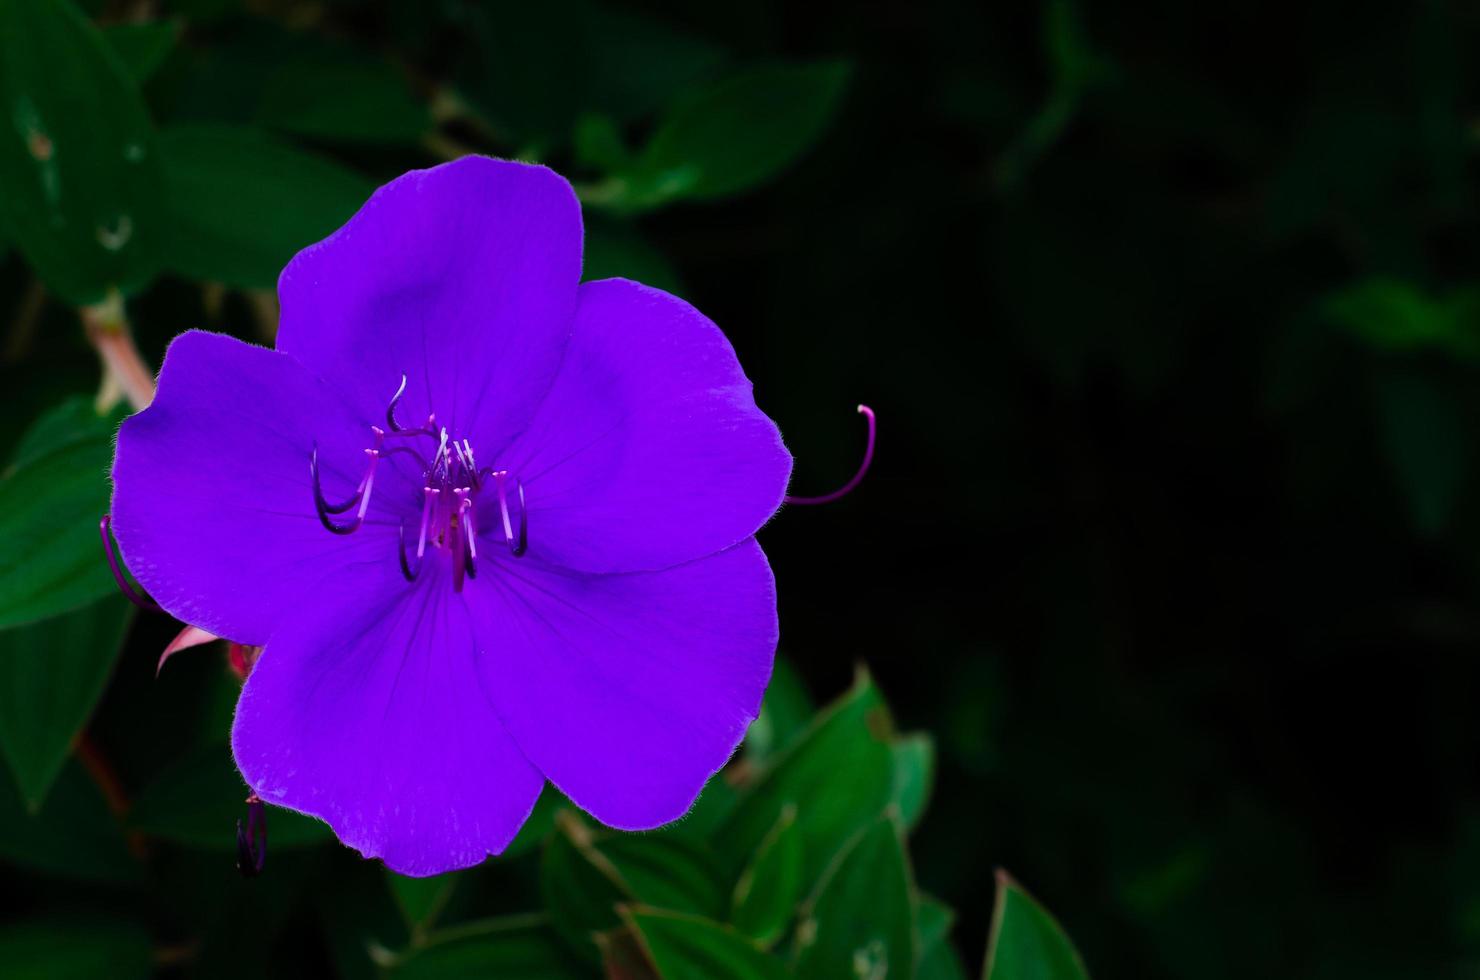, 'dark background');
7,0,1480,976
